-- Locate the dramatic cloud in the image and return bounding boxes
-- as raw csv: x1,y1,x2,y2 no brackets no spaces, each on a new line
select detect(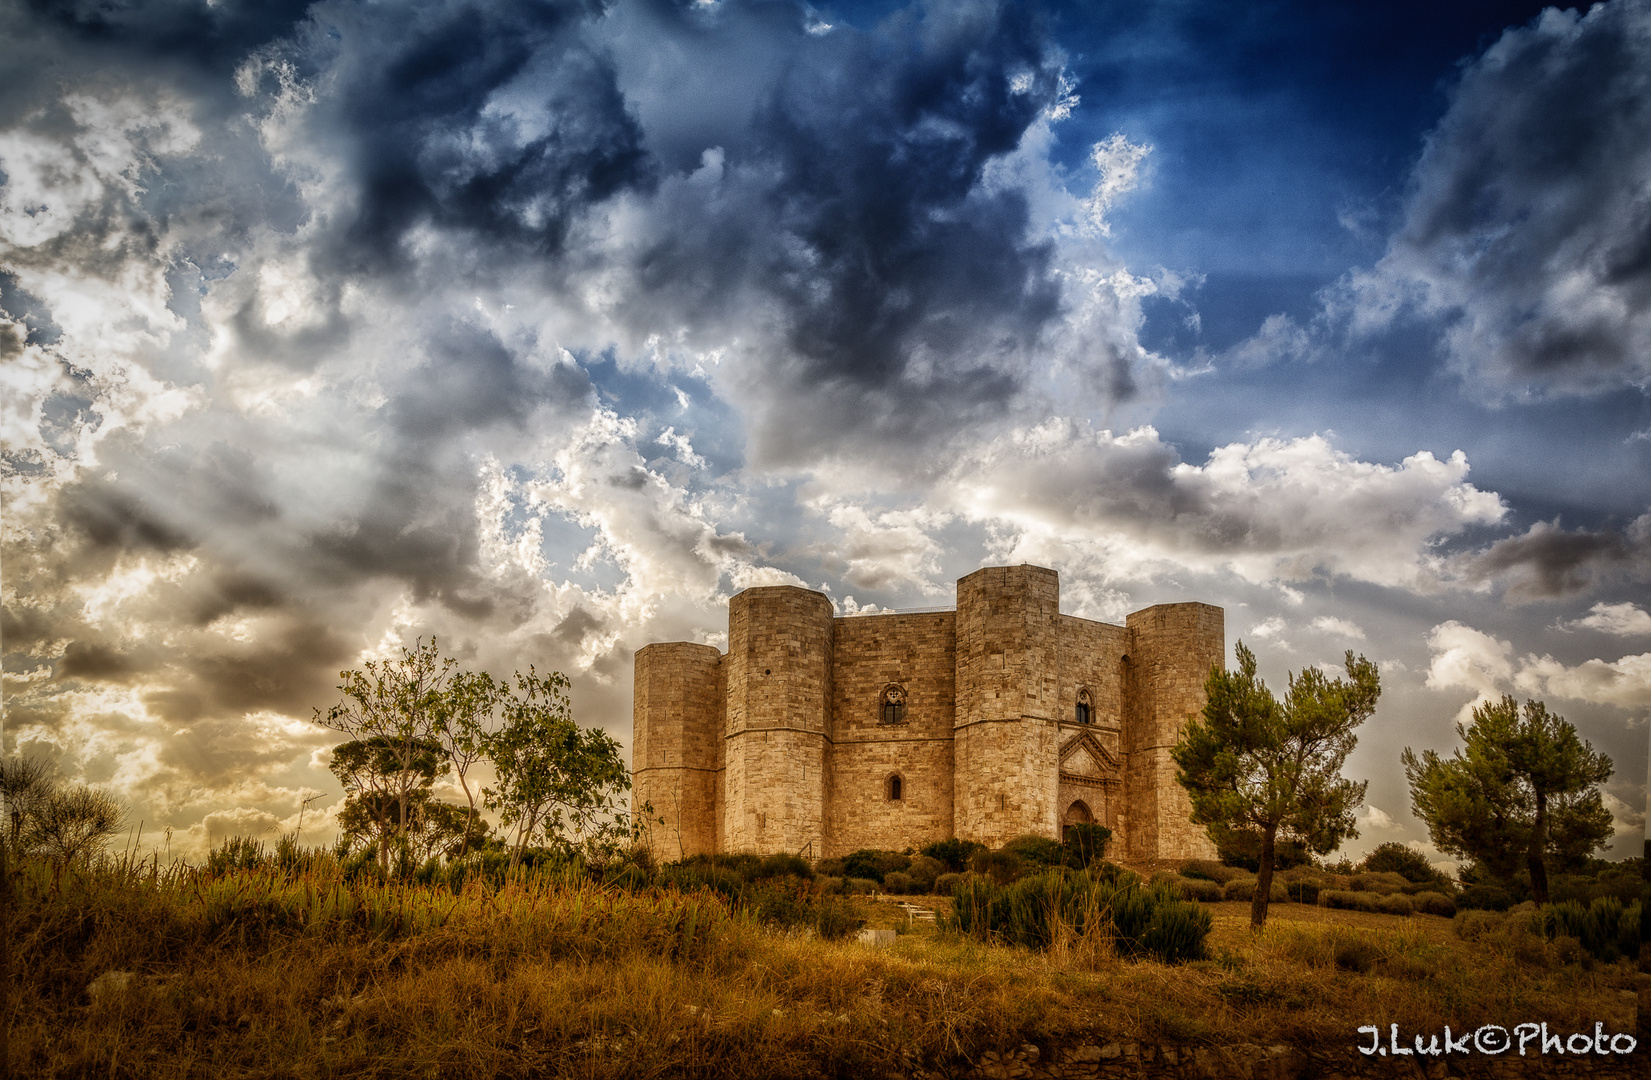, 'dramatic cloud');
1346,0,1651,395
1468,514,1651,599
942,424,1506,597
1426,620,1651,714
